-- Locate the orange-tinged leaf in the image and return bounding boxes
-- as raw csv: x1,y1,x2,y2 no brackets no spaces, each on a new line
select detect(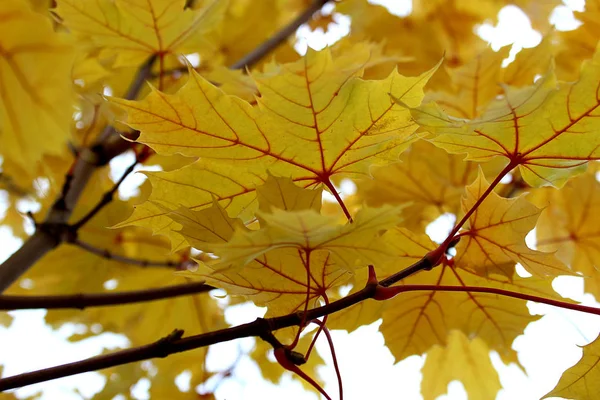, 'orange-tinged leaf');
421,330,501,400
0,0,74,180
55,0,226,70
113,45,436,240
413,44,600,187
379,228,560,363
544,333,600,400
536,173,600,299
456,170,571,277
